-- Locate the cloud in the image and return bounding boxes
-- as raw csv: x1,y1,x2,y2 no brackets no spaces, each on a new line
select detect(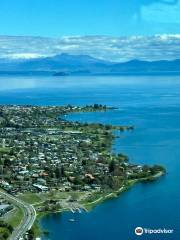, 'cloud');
8,53,46,59
0,35,180,62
